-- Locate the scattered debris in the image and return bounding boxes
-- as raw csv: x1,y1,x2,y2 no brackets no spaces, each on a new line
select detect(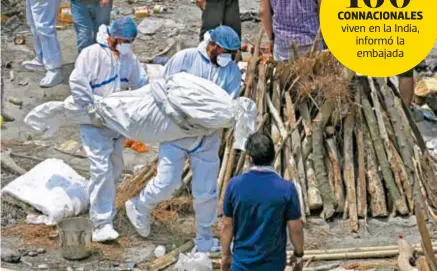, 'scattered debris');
27,251,38,257
38,264,49,270
124,139,150,153
154,245,166,257
1,149,27,175
54,139,87,158
9,70,15,81
57,3,73,24
18,79,28,86
37,248,46,254
240,10,260,22
124,246,154,263
8,97,23,107
1,248,21,263
134,6,150,18
13,35,25,45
